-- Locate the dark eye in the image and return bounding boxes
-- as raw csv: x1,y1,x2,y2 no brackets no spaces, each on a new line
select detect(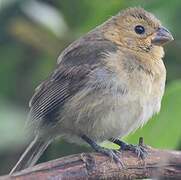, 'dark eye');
134,25,145,35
